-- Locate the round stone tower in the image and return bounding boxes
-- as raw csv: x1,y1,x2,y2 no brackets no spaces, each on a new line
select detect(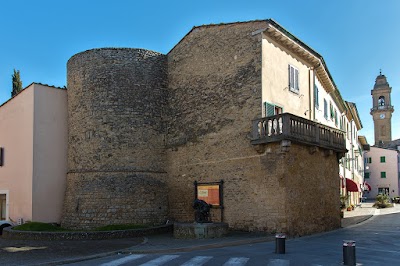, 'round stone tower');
62,48,169,229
